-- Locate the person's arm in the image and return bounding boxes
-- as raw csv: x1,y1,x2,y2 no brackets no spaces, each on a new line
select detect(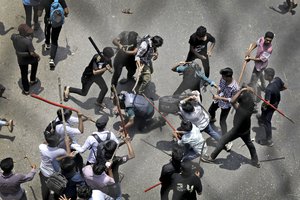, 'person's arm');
281,84,288,91
135,41,148,63
112,36,123,49
70,136,93,153
171,62,182,72
245,42,257,58
123,135,135,159
64,7,69,17
77,112,84,133
124,47,138,55
19,164,37,183
190,45,206,60
93,68,108,76
119,117,134,132
230,87,251,109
